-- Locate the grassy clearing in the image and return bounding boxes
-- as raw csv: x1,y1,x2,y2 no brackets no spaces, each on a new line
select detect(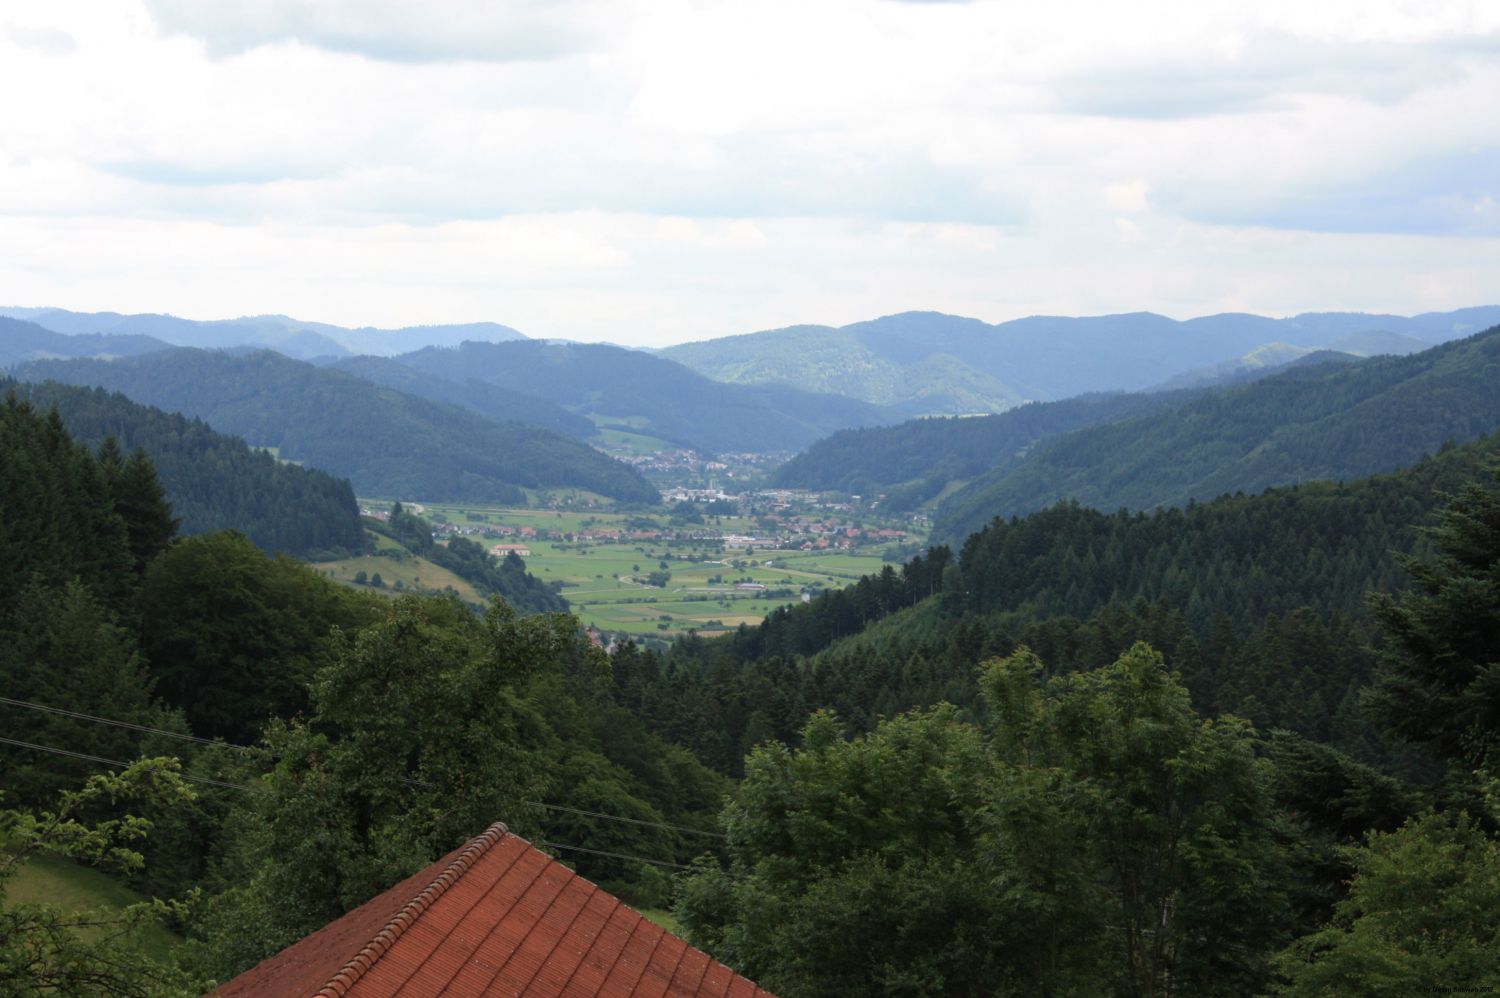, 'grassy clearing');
639,908,686,935
310,551,484,603
593,426,676,454
7,855,182,962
